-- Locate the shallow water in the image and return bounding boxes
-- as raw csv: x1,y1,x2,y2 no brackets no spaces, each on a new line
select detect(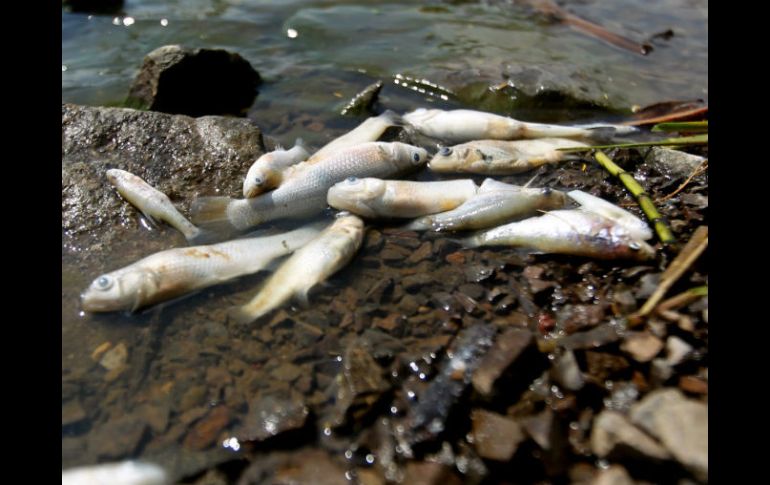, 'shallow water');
62,0,707,480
